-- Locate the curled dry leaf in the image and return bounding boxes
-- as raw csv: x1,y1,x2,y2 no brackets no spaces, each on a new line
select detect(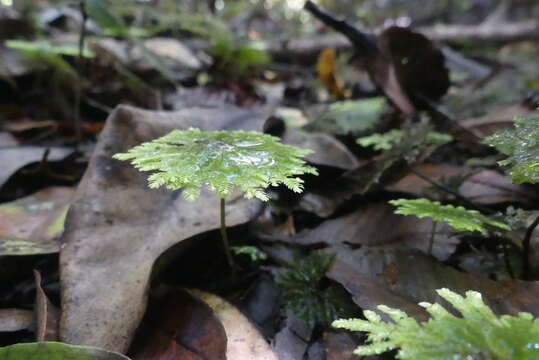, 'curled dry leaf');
191,289,278,360
34,270,59,342
304,1,449,117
